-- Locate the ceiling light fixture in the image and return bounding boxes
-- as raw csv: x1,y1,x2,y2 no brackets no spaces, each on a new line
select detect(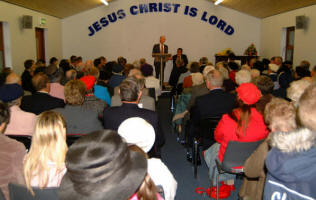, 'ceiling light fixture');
214,0,224,5
101,0,109,6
